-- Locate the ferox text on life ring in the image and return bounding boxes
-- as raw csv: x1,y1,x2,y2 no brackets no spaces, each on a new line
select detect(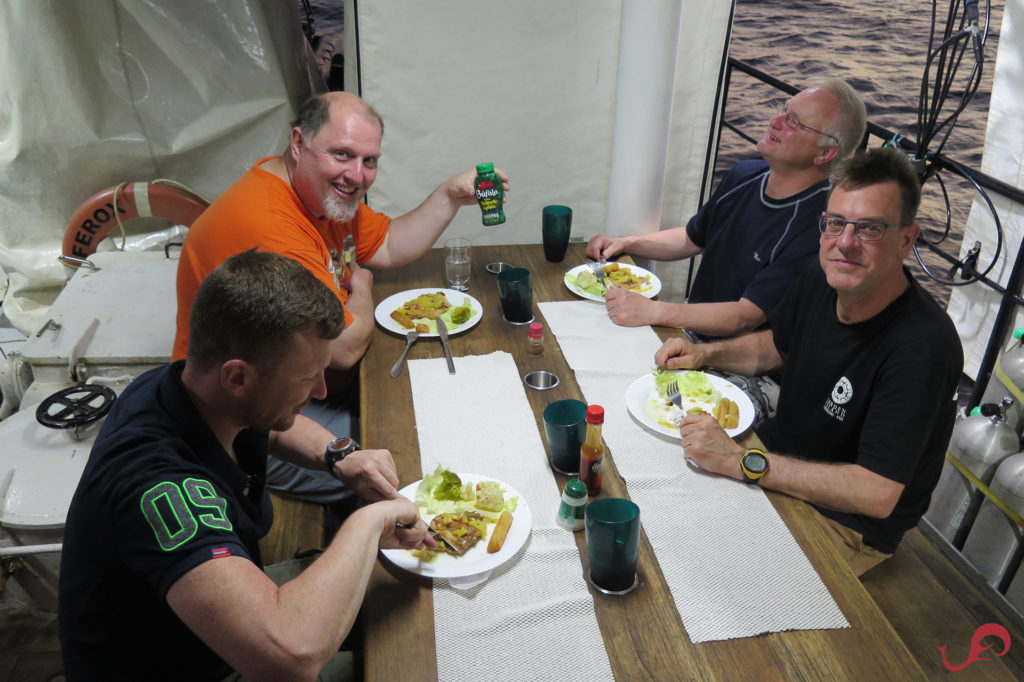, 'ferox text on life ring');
62,182,210,265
